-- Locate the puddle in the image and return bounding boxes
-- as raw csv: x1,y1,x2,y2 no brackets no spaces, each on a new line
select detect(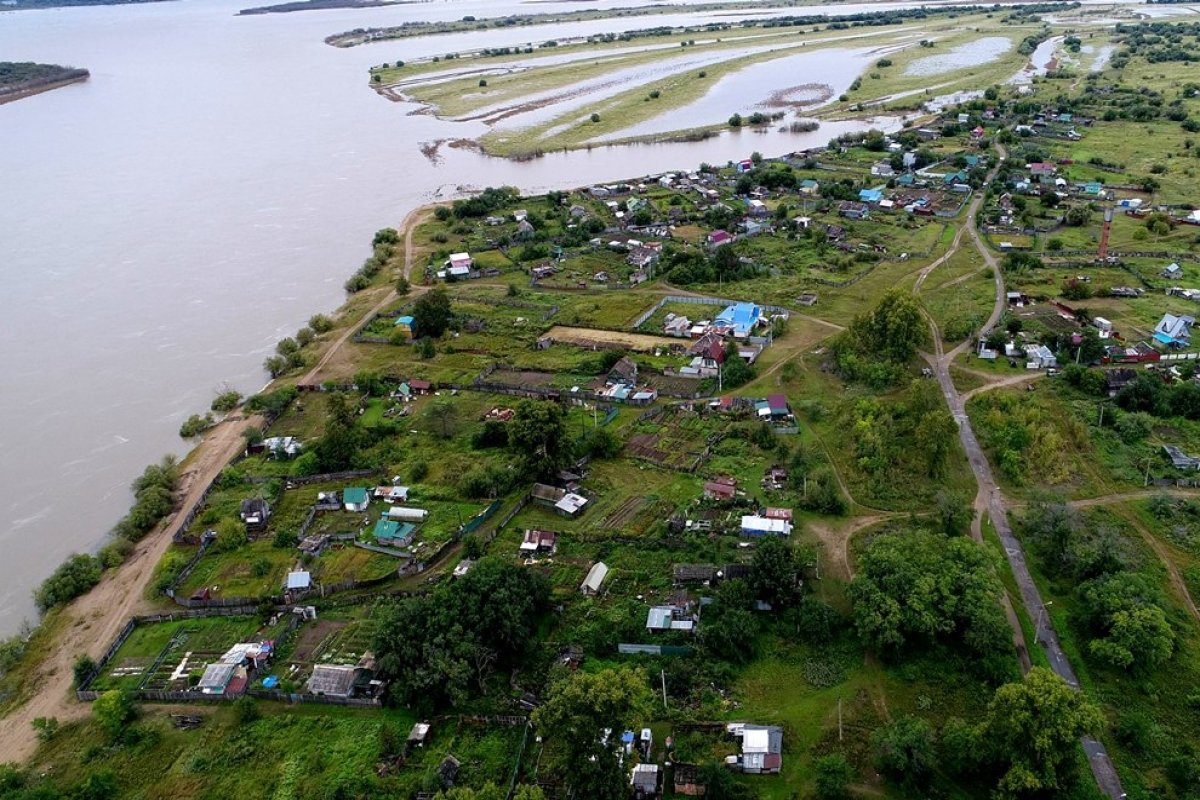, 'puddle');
903,36,1013,77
